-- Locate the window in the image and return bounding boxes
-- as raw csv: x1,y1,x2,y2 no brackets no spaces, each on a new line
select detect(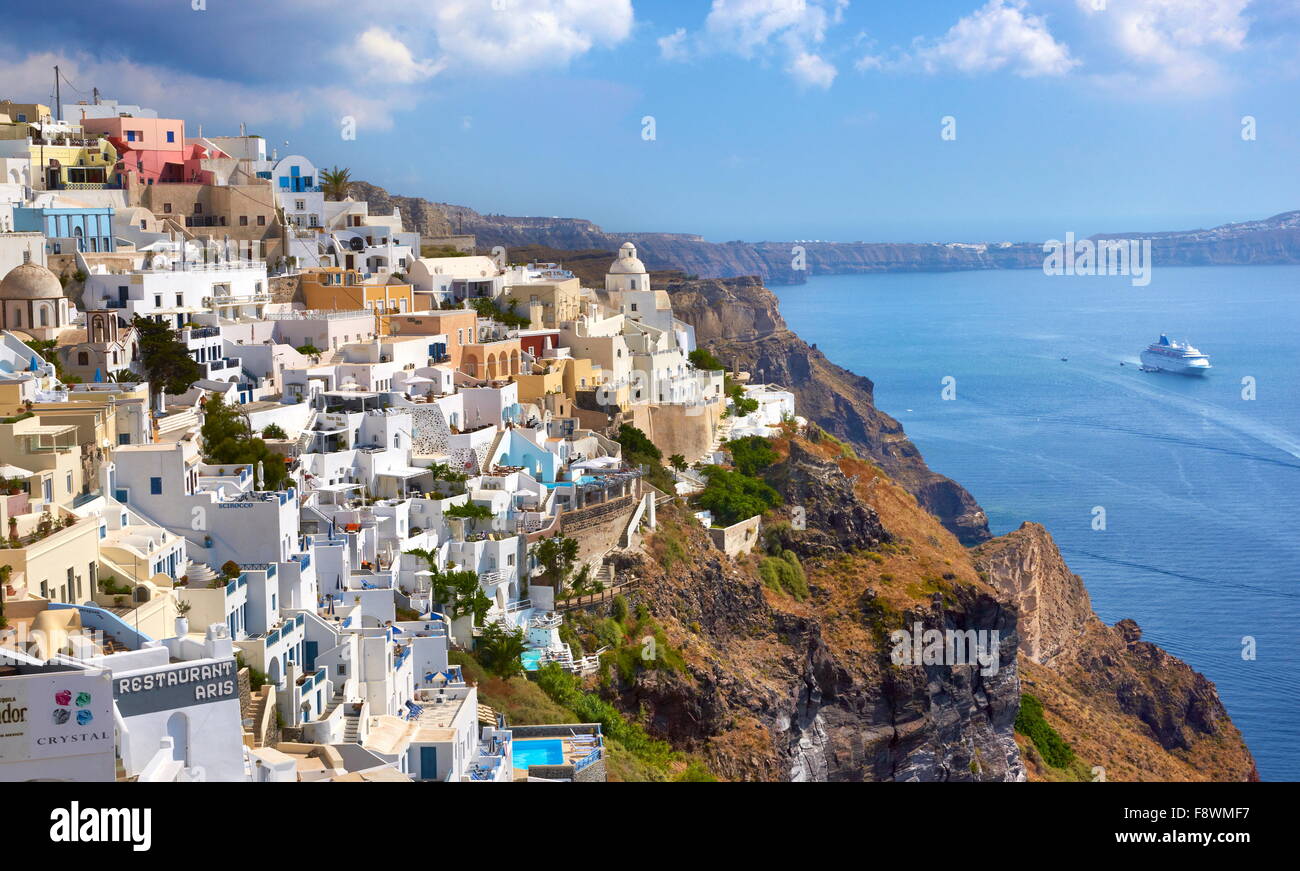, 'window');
239,215,248,226
166,130,175,143
150,477,162,495
78,352,88,365
163,203,172,213
193,203,202,214
154,295,162,308
257,215,266,226
295,200,305,210
176,294,183,307
66,472,73,493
